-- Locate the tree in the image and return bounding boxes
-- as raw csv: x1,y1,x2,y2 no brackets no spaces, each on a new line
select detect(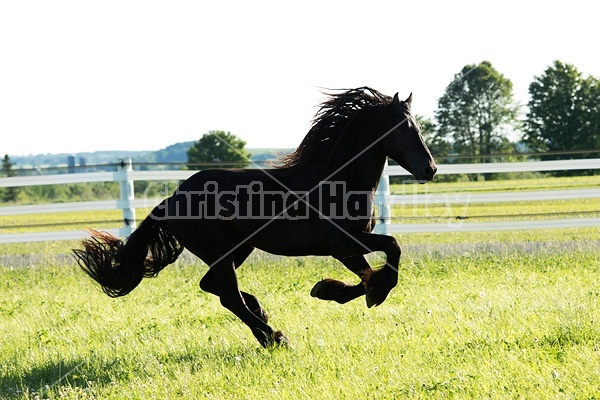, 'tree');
187,131,251,170
434,61,518,172
416,114,450,160
523,60,600,160
2,154,19,202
